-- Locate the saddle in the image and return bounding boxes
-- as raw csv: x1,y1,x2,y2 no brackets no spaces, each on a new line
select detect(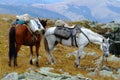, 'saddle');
54,25,81,39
